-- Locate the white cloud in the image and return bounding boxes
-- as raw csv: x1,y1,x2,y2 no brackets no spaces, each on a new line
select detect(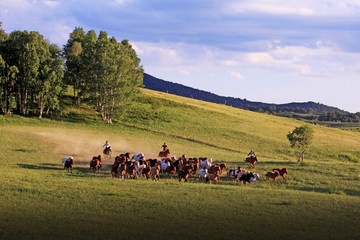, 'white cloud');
43,0,59,7
222,0,360,17
229,71,243,80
